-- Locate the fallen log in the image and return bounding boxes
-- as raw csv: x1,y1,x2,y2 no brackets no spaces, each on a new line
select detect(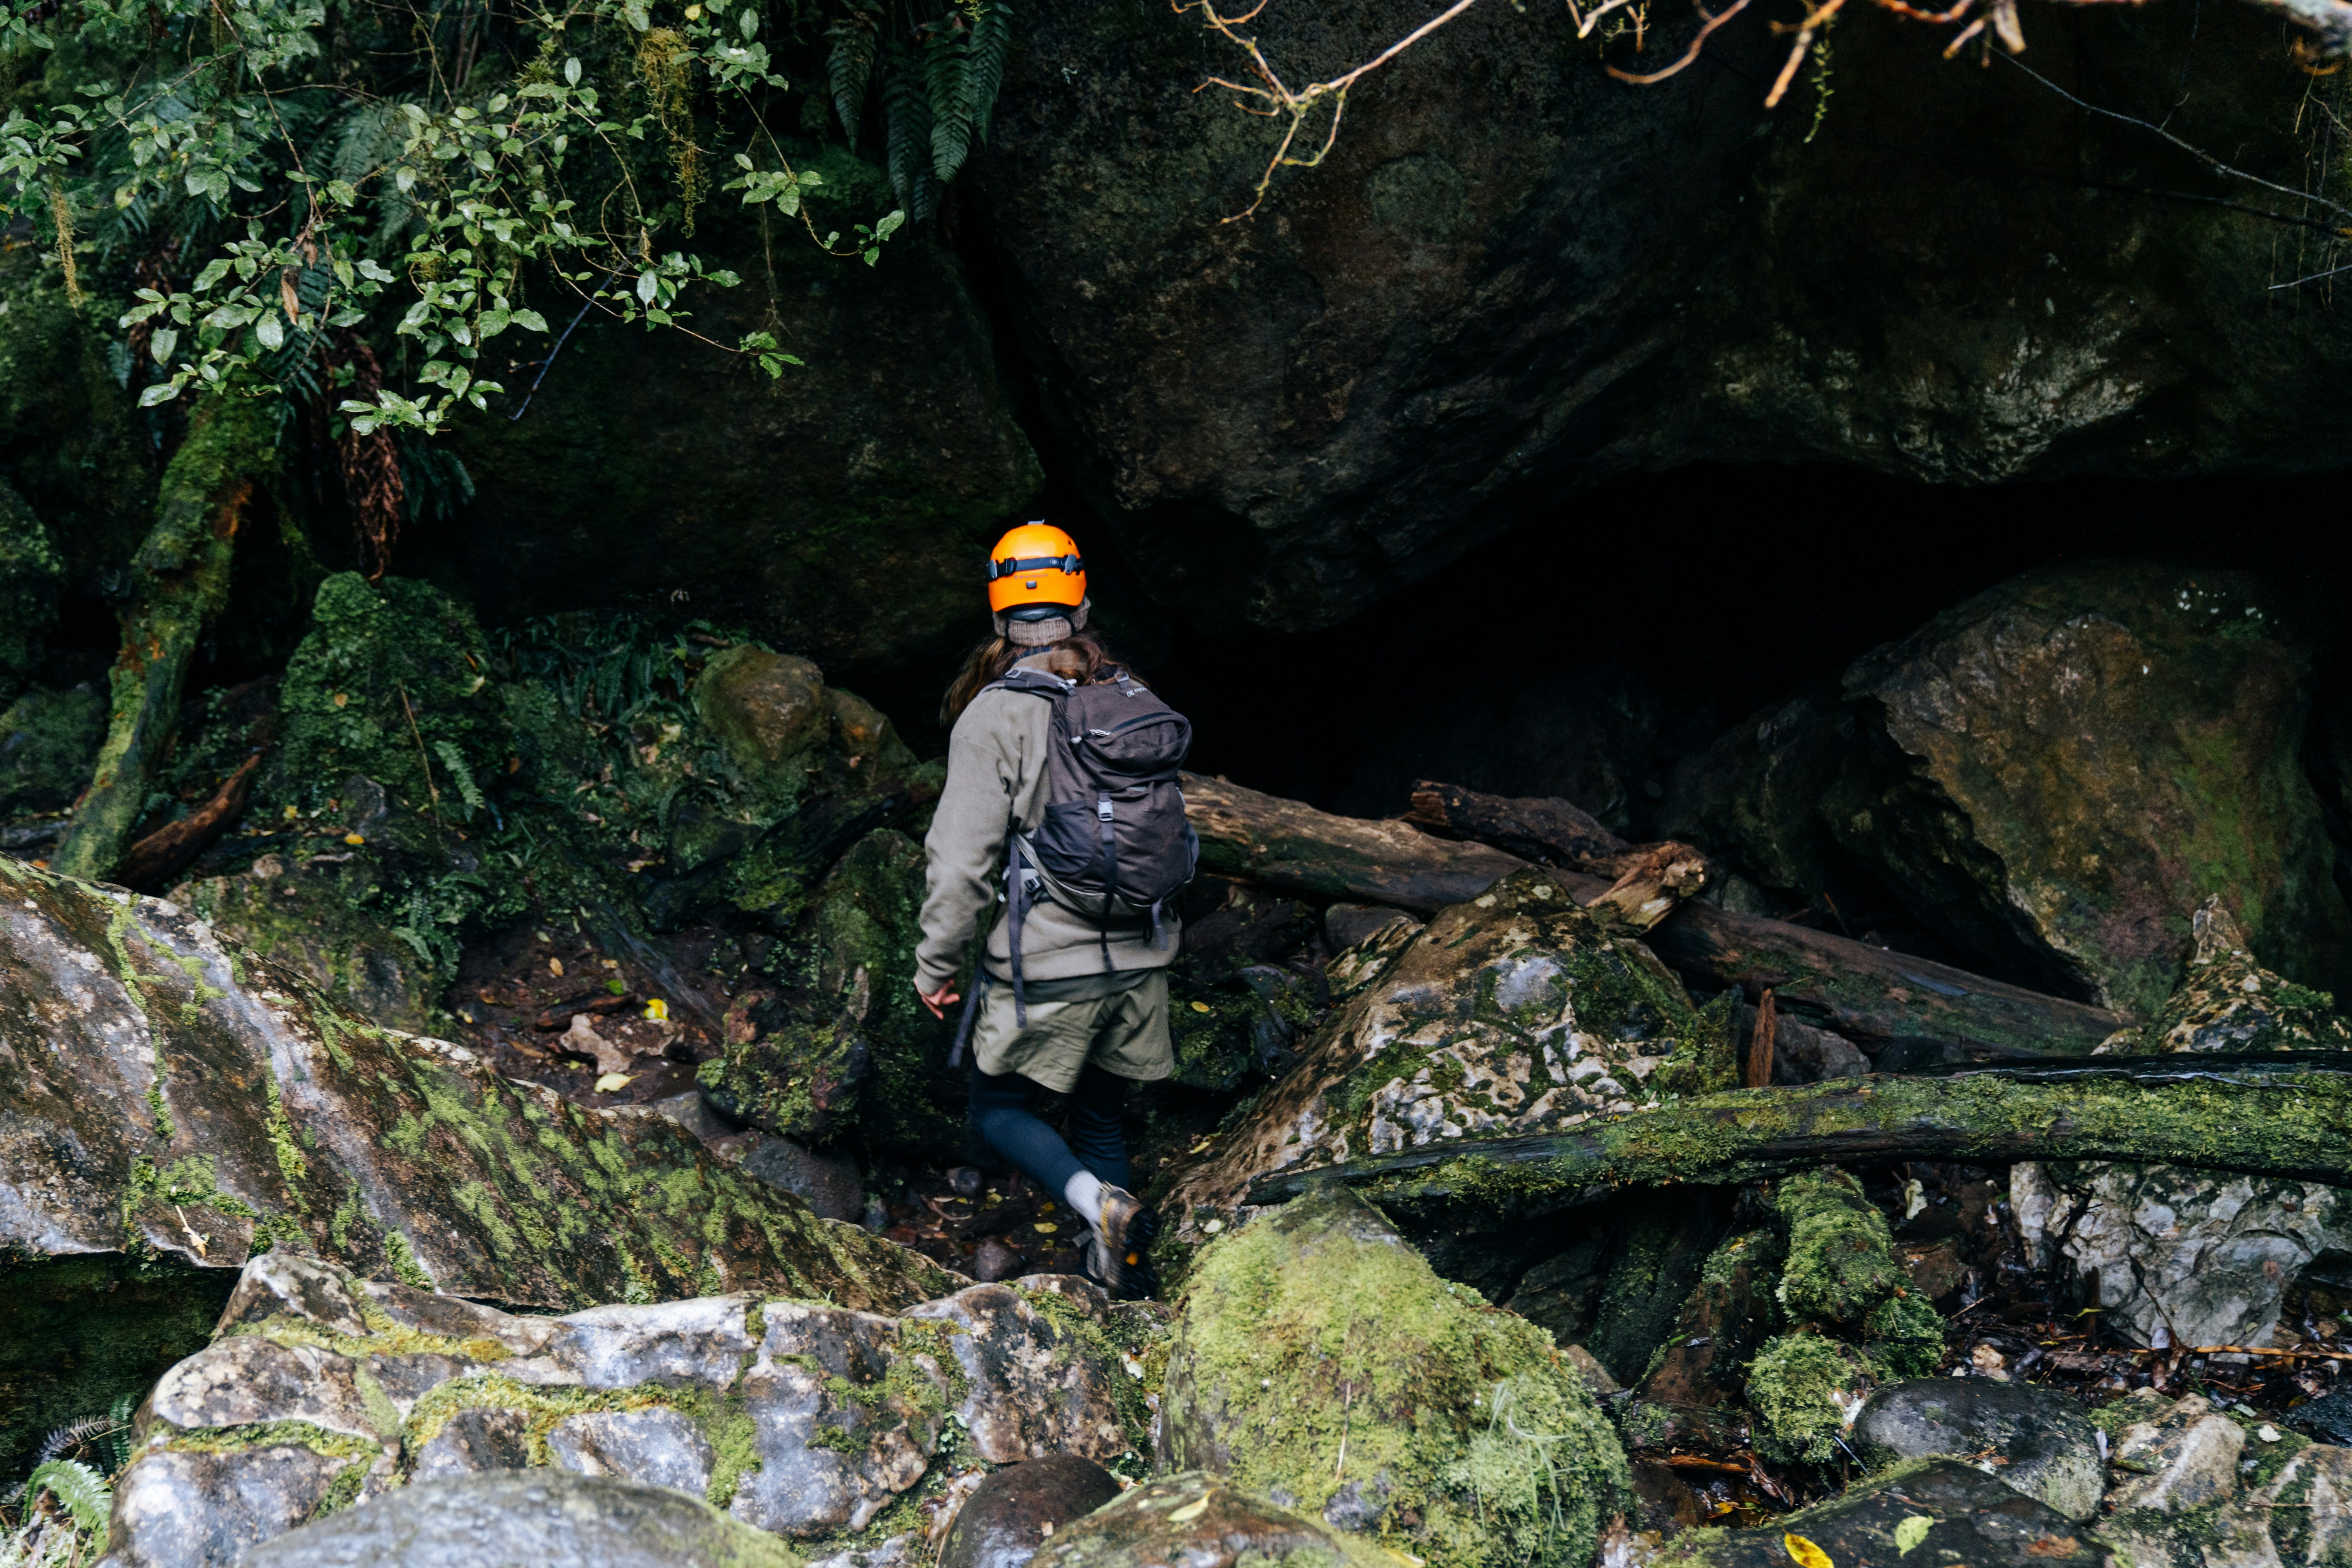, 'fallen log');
1184,772,1523,913
1243,1054,2352,1211
1405,778,1632,867
1184,772,2128,1054
114,750,260,890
